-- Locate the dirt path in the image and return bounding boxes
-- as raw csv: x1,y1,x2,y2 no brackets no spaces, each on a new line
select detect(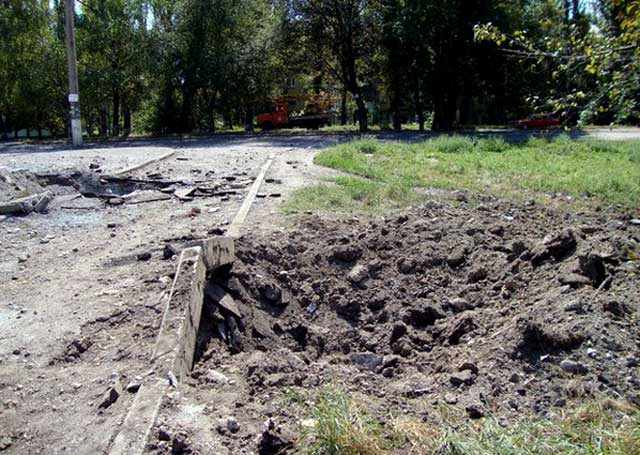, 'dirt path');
0,137,332,454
